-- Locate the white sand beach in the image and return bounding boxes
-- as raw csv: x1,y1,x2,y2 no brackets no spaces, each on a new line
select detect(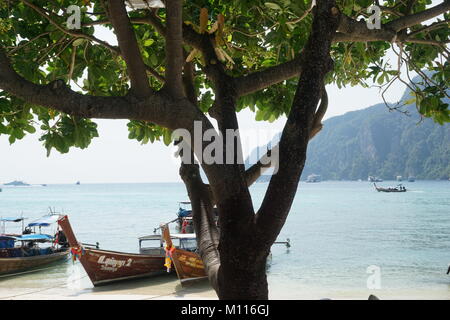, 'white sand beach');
1,268,448,300
0,271,217,300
